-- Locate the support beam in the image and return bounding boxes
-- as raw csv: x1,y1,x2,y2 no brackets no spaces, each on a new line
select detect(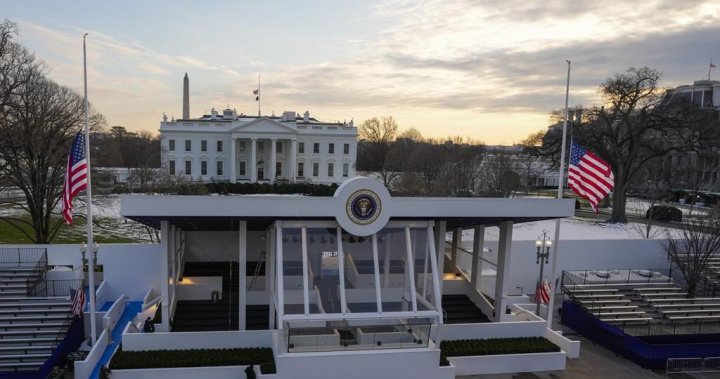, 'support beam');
450,228,460,274
289,139,297,181
268,226,276,329
238,221,247,330
494,221,514,322
159,221,170,330
435,221,447,295
470,225,485,291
